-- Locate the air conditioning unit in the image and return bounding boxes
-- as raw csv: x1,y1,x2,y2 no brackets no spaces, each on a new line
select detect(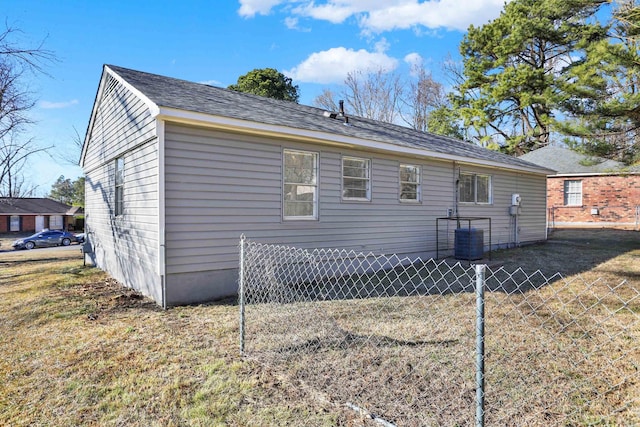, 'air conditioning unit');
511,194,521,206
